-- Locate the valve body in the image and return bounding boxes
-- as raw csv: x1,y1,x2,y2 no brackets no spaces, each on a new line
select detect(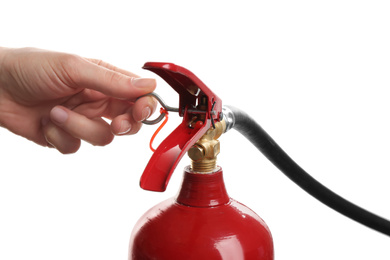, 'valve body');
129,167,274,259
